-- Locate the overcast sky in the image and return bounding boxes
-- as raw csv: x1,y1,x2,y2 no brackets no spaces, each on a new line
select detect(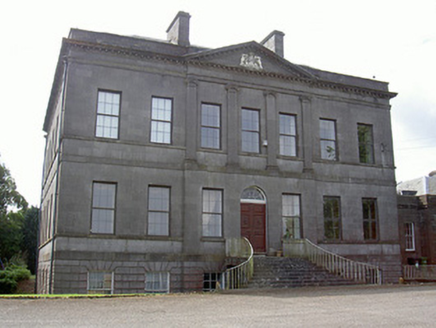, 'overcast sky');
1,0,435,206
